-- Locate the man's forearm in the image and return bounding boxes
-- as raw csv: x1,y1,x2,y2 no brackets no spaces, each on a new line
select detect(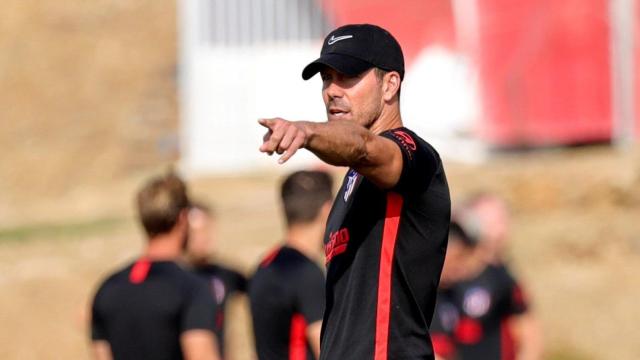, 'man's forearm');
302,121,373,167
259,117,402,188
